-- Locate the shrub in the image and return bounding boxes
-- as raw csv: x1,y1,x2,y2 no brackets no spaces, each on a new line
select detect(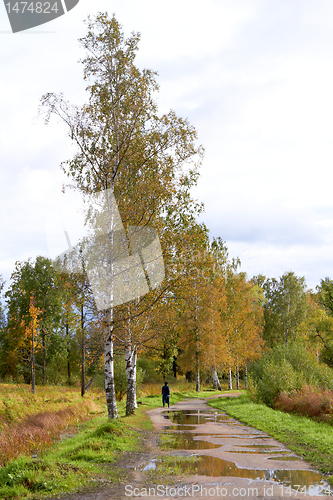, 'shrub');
276,385,333,421
248,342,333,407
